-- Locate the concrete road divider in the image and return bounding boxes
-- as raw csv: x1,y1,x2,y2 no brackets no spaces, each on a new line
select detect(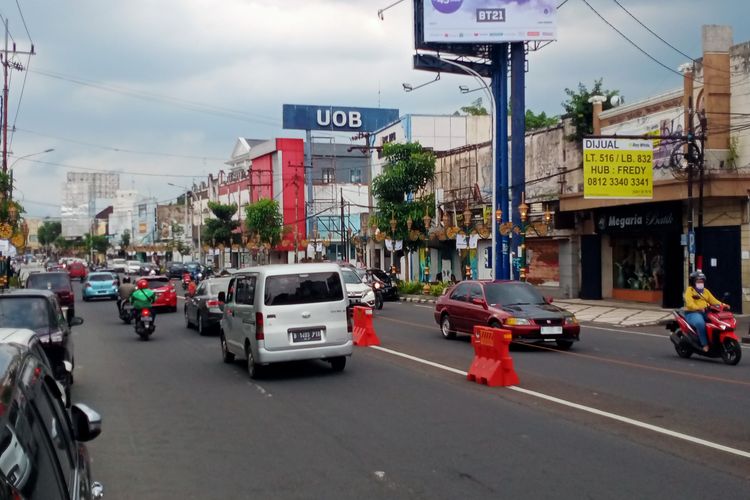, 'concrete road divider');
352,306,380,346
467,325,519,387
